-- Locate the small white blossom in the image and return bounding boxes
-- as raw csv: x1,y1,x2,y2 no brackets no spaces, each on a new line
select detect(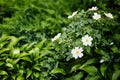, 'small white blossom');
81,35,93,46
100,59,105,63
62,27,67,31
104,13,113,19
68,11,78,19
88,6,98,11
71,47,83,59
51,33,61,42
92,12,101,20
110,42,114,45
